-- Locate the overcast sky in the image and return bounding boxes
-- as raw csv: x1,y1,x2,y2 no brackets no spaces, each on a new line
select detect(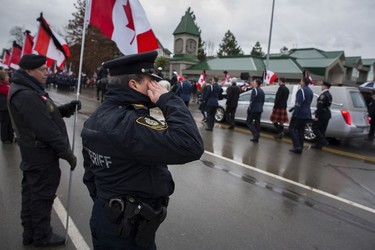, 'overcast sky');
1,0,374,58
